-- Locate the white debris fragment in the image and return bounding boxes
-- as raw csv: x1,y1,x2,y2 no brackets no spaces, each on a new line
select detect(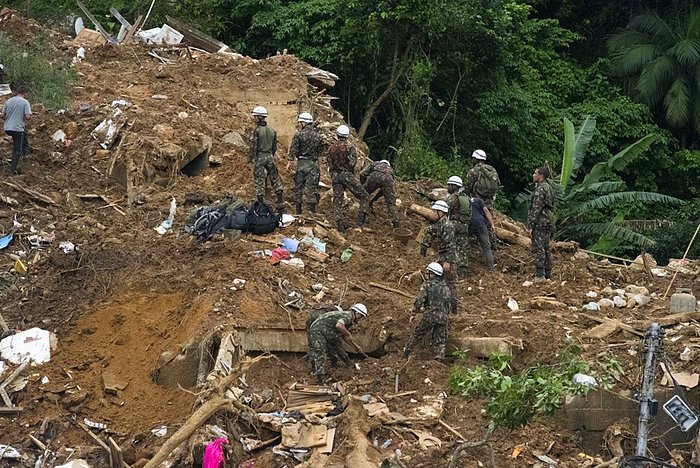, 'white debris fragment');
151,425,167,437
681,347,693,362
521,280,533,287
507,297,519,312
0,445,21,459
582,302,600,311
585,291,598,298
0,328,54,365
613,296,626,308
573,373,598,388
